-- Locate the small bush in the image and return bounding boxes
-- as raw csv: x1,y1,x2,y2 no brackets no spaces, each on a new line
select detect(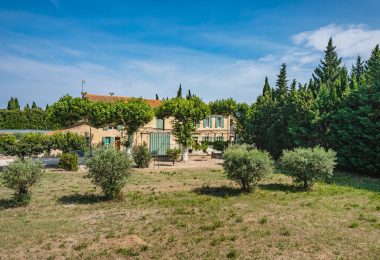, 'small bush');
281,146,337,190
1,158,43,205
212,140,229,152
86,147,133,199
223,145,274,191
132,143,151,168
58,153,79,171
167,148,181,165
